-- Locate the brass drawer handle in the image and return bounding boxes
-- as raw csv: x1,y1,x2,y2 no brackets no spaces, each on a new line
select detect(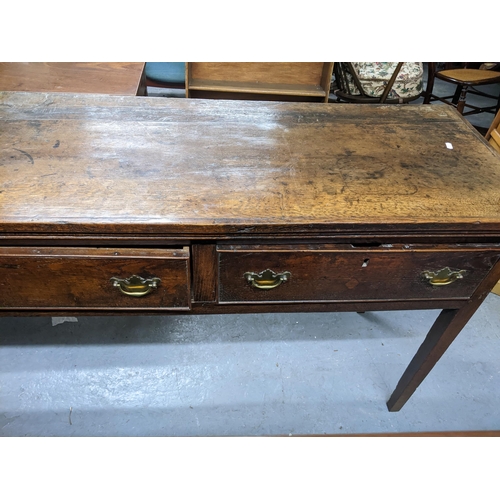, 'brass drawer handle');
110,275,161,297
422,267,466,286
244,269,291,289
